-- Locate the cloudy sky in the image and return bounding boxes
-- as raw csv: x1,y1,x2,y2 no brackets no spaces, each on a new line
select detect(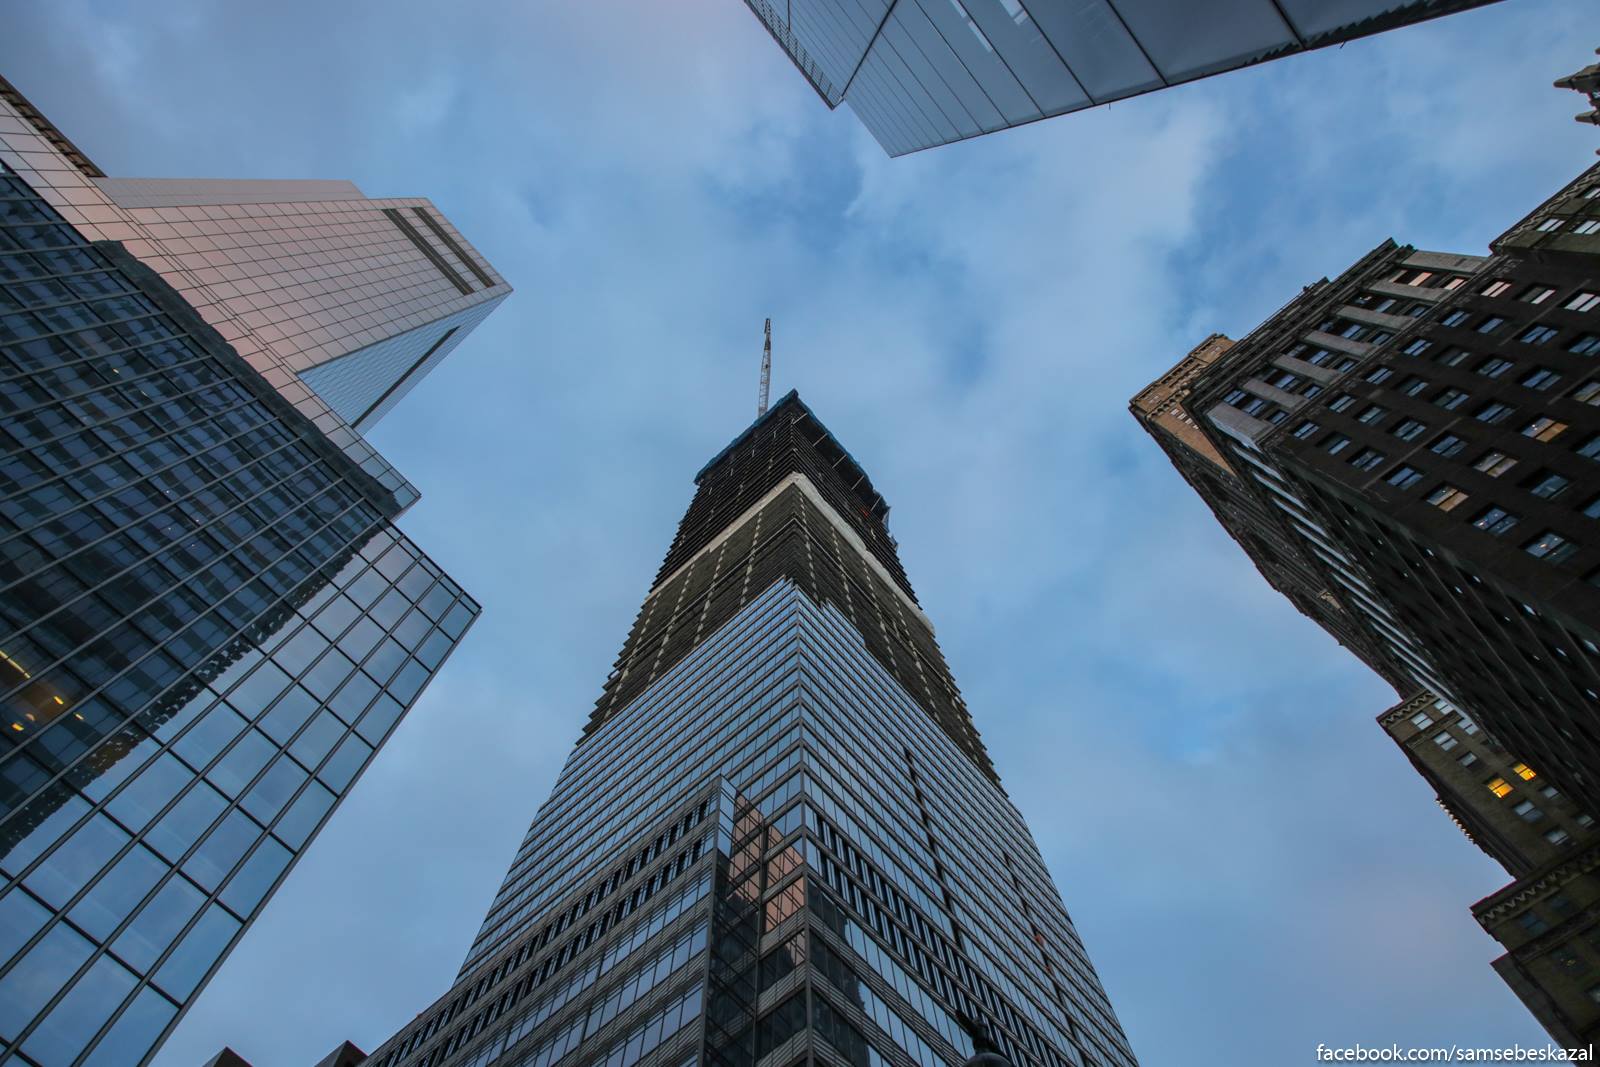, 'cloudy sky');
4,2,1597,1064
